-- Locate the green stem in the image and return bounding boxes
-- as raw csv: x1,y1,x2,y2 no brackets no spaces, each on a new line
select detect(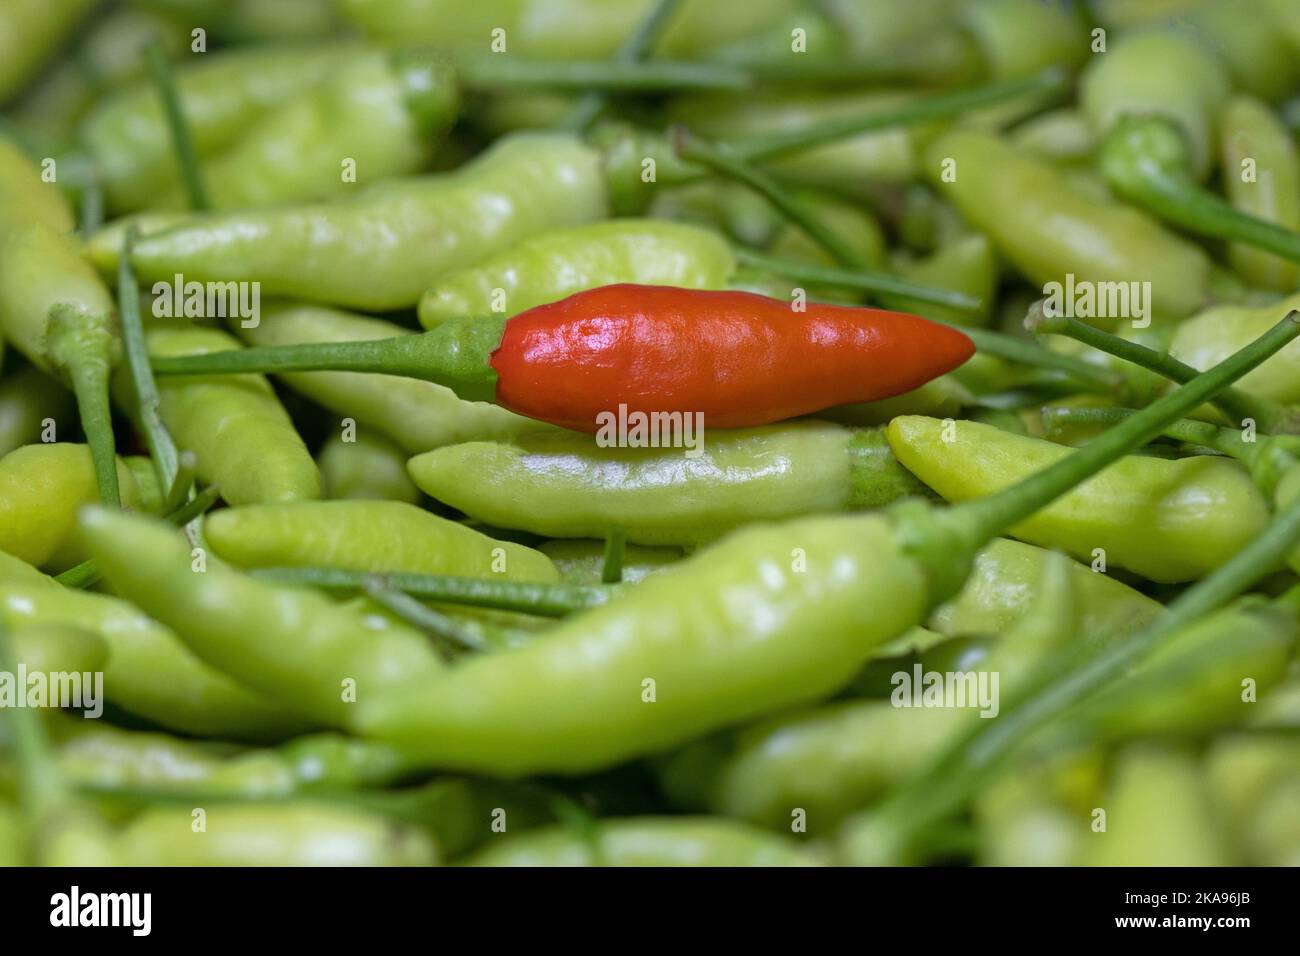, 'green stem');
55,484,220,589
674,127,862,268
146,43,208,211
363,583,491,656
1102,118,1300,264
731,69,1068,163
1040,405,1231,451
457,56,749,92
858,488,1300,861
66,352,121,508
117,225,179,488
601,528,627,585
735,247,982,313
1027,305,1287,431
249,566,613,617
926,311,1300,558
150,315,506,403
556,0,683,133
